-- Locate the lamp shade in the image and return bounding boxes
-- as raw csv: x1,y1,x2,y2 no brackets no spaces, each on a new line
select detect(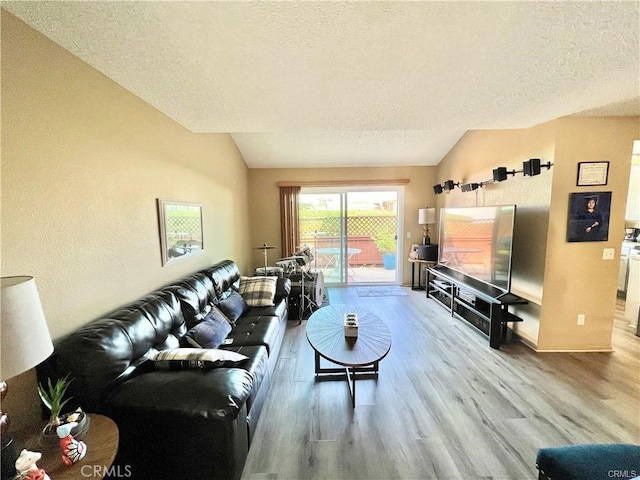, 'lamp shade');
418,208,436,225
1,276,53,380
